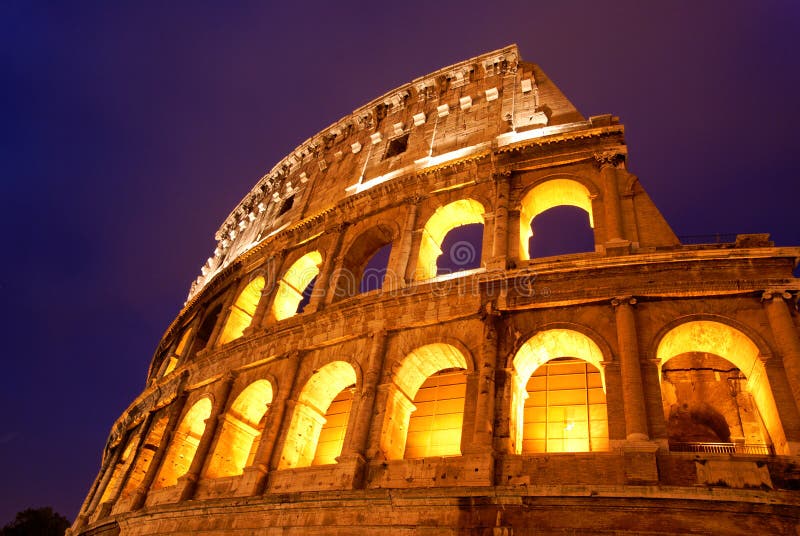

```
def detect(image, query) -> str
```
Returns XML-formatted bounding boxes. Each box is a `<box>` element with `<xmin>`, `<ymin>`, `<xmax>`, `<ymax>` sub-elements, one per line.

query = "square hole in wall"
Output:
<box><xmin>383</xmin><ymin>133</ymin><xmax>409</xmax><ymax>159</ymax></box>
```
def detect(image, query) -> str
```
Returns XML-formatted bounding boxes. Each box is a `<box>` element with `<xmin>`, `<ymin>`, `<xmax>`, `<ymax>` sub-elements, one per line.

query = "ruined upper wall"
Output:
<box><xmin>187</xmin><ymin>45</ymin><xmax>587</xmax><ymax>300</ymax></box>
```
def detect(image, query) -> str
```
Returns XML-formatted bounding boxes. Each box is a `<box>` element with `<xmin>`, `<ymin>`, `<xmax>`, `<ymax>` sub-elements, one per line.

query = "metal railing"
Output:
<box><xmin>677</xmin><ymin>233</ymin><xmax>738</xmax><ymax>245</ymax></box>
<box><xmin>669</xmin><ymin>442</ymin><xmax>774</xmax><ymax>456</ymax></box>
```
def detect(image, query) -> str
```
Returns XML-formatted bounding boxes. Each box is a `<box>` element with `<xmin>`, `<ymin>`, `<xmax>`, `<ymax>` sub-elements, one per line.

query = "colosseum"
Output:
<box><xmin>71</xmin><ymin>45</ymin><xmax>800</xmax><ymax>535</ymax></box>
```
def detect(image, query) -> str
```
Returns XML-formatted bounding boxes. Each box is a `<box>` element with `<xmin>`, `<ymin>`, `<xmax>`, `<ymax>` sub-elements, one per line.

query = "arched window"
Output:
<box><xmin>119</xmin><ymin>415</ymin><xmax>169</xmax><ymax>499</ymax></box>
<box><xmin>278</xmin><ymin>361</ymin><xmax>357</xmax><ymax>468</ymax></box>
<box><xmin>333</xmin><ymin>226</ymin><xmax>394</xmax><ymax>300</ymax></box>
<box><xmin>519</xmin><ymin>179</ymin><xmax>595</xmax><ymax>261</ymax></box>
<box><xmin>528</xmin><ymin>206</ymin><xmax>595</xmax><ymax>258</ymax></box>
<box><xmin>153</xmin><ymin>398</ymin><xmax>212</xmax><ymax>489</ymax></box>
<box><xmin>194</xmin><ymin>304</ymin><xmax>222</xmax><ymax>352</ymax></box>
<box><xmin>657</xmin><ymin>321</ymin><xmax>777</xmax><ymax>453</ymax></box>
<box><xmin>512</xmin><ymin>329</ymin><xmax>608</xmax><ymax>454</ymax></box>
<box><xmin>271</xmin><ymin>252</ymin><xmax>322</xmax><ymax>321</ymax></box>
<box><xmin>381</xmin><ymin>343</ymin><xmax>468</xmax><ymax>459</ymax></box>
<box><xmin>435</xmin><ymin>223</ymin><xmax>483</xmax><ymax>275</ymax></box>
<box><xmin>217</xmin><ymin>276</ymin><xmax>265</xmax><ymax>345</ymax></box>
<box><xmin>415</xmin><ymin>199</ymin><xmax>485</xmax><ymax>280</ymax></box>
<box><xmin>522</xmin><ymin>358</ymin><xmax>608</xmax><ymax>453</ymax></box>
<box><xmin>98</xmin><ymin>434</ymin><xmax>141</xmax><ymax>505</ymax></box>
<box><xmin>204</xmin><ymin>380</ymin><xmax>274</xmax><ymax>479</ymax></box>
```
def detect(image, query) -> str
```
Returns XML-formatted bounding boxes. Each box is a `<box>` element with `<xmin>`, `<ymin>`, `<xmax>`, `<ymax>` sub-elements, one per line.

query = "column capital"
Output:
<box><xmin>593</xmin><ymin>150</ymin><xmax>626</xmax><ymax>168</ymax></box>
<box><xmin>761</xmin><ymin>290</ymin><xmax>794</xmax><ymax>302</ymax></box>
<box><xmin>492</xmin><ymin>170</ymin><xmax>512</xmax><ymax>180</ymax></box>
<box><xmin>611</xmin><ymin>296</ymin><xmax>637</xmax><ymax>307</ymax></box>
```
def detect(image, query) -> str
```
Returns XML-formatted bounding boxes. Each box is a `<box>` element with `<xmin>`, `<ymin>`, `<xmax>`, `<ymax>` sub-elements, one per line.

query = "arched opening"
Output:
<box><xmin>194</xmin><ymin>304</ymin><xmax>222</xmax><ymax>352</ymax></box>
<box><xmin>519</xmin><ymin>179</ymin><xmax>595</xmax><ymax>261</ymax></box>
<box><xmin>415</xmin><ymin>199</ymin><xmax>485</xmax><ymax>280</ymax></box>
<box><xmin>436</xmin><ymin>223</ymin><xmax>483</xmax><ymax>276</ymax></box>
<box><xmin>512</xmin><ymin>329</ymin><xmax>608</xmax><ymax>454</ymax></box>
<box><xmin>271</xmin><ymin>251</ymin><xmax>322</xmax><ymax>321</ymax></box>
<box><xmin>153</xmin><ymin>397</ymin><xmax>212</xmax><ymax>489</ymax></box>
<box><xmin>161</xmin><ymin>327</ymin><xmax>193</xmax><ymax>377</ymax></box>
<box><xmin>204</xmin><ymin>380</ymin><xmax>274</xmax><ymax>479</ymax></box>
<box><xmin>217</xmin><ymin>277</ymin><xmax>265</xmax><ymax>345</ymax></box>
<box><xmin>278</xmin><ymin>361</ymin><xmax>357</xmax><ymax>468</ymax></box>
<box><xmin>361</xmin><ymin>244</ymin><xmax>391</xmax><ymax>293</ymax></box>
<box><xmin>333</xmin><ymin>226</ymin><xmax>394</xmax><ymax>300</ymax></box>
<box><xmin>528</xmin><ymin>205</ymin><xmax>595</xmax><ymax>258</ymax></box>
<box><xmin>657</xmin><ymin>321</ymin><xmax>778</xmax><ymax>453</ymax></box>
<box><xmin>99</xmin><ymin>434</ymin><xmax>141</xmax><ymax>505</ymax></box>
<box><xmin>119</xmin><ymin>414</ymin><xmax>168</xmax><ymax>499</ymax></box>
<box><xmin>522</xmin><ymin>358</ymin><xmax>608</xmax><ymax>453</ymax></box>
<box><xmin>381</xmin><ymin>343</ymin><xmax>468</xmax><ymax>460</ymax></box>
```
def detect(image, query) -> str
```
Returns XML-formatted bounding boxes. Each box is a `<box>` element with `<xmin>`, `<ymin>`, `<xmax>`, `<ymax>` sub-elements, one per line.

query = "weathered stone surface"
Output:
<box><xmin>71</xmin><ymin>45</ymin><xmax>800</xmax><ymax>535</ymax></box>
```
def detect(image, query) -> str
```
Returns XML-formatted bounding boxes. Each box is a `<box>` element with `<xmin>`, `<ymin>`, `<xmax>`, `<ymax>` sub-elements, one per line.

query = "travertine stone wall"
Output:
<box><xmin>71</xmin><ymin>46</ymin><xmax>800</xmax><ymax>535</ymax></box>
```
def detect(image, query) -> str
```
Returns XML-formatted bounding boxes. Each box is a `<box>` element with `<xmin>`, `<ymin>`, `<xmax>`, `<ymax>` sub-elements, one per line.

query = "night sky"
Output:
<box><xmin>1</xmin><ymin>0</ymin><xmax>798</xmax><ymax>524</ymax></box>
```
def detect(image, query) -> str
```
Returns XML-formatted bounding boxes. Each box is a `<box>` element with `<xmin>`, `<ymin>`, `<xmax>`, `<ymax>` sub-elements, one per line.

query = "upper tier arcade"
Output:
<box><xmin>189</xmin><ymin>44</ymin><xmax>676</xmax><ymax>302</ymax></box>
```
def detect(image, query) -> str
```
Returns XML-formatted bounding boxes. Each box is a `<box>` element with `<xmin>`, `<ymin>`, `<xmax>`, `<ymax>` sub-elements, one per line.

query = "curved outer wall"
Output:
<box><xmin>72</xmin><ymin>45</ymin><xmax>800</xmax><ymax>535</ymax></box>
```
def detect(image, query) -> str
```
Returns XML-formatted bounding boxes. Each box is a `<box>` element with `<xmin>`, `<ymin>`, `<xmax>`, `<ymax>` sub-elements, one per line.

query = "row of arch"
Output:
<box><xmin>111</xmin><ymin>318</ymin><xmax>786</xmax><ymax>511</ymax></box>
<box><xmin>158</xmin><ymin>177</ymin><xmax>600</xmax><ymax>375</ymax></box>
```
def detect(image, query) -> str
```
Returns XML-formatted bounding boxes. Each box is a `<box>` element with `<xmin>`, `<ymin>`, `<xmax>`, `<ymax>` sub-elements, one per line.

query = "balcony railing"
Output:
<box><xmin>677</xmin><ymin>233</ymin><xmax>738</xmax><ymax>245</ymax></box>
<box><xmin>669</xmin><ymin>442</ymin><xmax>774</xmax><ymax>456</ymax></box>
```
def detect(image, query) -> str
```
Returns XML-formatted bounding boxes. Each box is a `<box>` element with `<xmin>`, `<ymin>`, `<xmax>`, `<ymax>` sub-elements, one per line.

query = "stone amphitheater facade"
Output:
<box><xmin>71</xmin><ymin>45</ymin><xmax>800</xmax><ymax>535</ymax></box>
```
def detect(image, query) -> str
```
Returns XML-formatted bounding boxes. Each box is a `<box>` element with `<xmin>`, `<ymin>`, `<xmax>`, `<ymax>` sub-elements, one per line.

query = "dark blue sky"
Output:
<box><xmin>1</xmin><ymin>0</ymin><xmax>799</xmax><ymax>523</ymax></box>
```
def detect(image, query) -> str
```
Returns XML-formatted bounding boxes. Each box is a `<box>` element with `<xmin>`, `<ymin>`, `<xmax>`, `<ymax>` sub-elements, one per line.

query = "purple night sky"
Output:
<box><xmin>1</xmin><ymin>0</ymin><xmax>798</xmax><ymax>523</ymax></box>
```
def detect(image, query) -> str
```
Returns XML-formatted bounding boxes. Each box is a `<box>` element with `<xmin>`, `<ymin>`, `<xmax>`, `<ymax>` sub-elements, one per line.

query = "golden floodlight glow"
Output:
<box><xmin>271</xmin><ymin>251</ymin><xmax>322</xmax><ymax>321</ymax></box>
<box><xmin>656</xmin><ymin>320</ymin><xmax>789</xmax><ymax>454</ymax></box>
<box><xmin>404</xmin><ymin>370</ymin><xmax>466</xmax><ymax>459</ymax></box>
<box><xmin>119</xmin><ymin>415</ymin><xmax>169</xmax><ymax>500</ymax></box>
<box><xmin>519</xmin><ymin>179</ymin><xmax>594</xmax><ymax>261</ymax></box>
<box><xmin>278</xmin><ymin>361</ymin><xmax>357</xmax><ymax>469</ymax></box>
<box><xmin>153</xmin><ymin>397</ymin><xmax>212</xmax><ymax>489</ymax></box>
<box><xmin>511</xmin><ymin>329</ymin><xmax>606</xmax><ymax>454</ymax></box>
<box><xmin>217</xmin><ymin>276</ymin><xmax>266</xmax><ymax>345</ymax></box>
<box><xmin>204</xmin><ymin>380</ymin><xmax>274</xmax><ymax>479</ymax></box>
<box><xmin>522</xmin><ymin>359</ymin><xmax>608</xmax><ymax>453</ymax></box>
<box><xmin>415</xmin><ymin>199</ymin><xmax>485</xmax><ymax>280</ymax></box>
<box><xmin>381</xmin><ymin>343</ymin><xmax>469</xmax><ymax>460</ymax></box>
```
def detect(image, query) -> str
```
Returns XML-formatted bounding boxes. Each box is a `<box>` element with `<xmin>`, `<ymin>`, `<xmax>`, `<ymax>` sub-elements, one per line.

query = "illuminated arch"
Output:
<box><xmin>271</xmin><ymin>251</ymin><xmax>322</xmax><ymax>321</ymax></box>
<box><xmin>278</xmin><ymin>361</ymin><xmax>357</xmax><ymax>468</ymax></box>
<box><xmin>333</xmin><ymin>224</ymin><xmax>394</xmax><ymax>300</ymax></box>
<box><xmin>381</xmin><ymin>343</ymin><xmax>469</xmax><ymax>460</ymax></box>
<box><xmin>656</xmin><ymin>320</ymin><xmax>787</xmax><ymax>453</ymax></box>
<box><xmin>415</xmin><ymin>199</ymin><xmax>485</xmax><ymax>280</ymax></box>
<box><xmin>98</xmin><ymin>434</ymin><xmax>141</xmax><ymax>505</ymax></box>
<box><xmin>217</xmin><ymin>276</ymin><xmax>265</xmax><ymax>345</ymax></box>
<box><xmin>204</xmin><ymin>380</ymin><xmax>274</xmax><ymax>479</ymax></box>
<box><xmin>153</xmin><ymin>397</ymin><xmax>212</xmax><ymax>489</ymax></box>
<box><xmin>119</xmin><ymin>414</ymin><xmax>168</xmax><ymax>499</ymax></box>
<box><xmin>519</xmin><ymin>179</ymin><xmax>595</xmax><ymax>261</ymax></box>
<box><xmin>511</xmin><ymin>329</ymin><xmax>607</xmax><ymax>454</ymax></box>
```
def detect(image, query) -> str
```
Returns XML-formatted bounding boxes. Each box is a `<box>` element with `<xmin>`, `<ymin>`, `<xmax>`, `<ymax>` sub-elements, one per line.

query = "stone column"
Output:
<box><xmin>238</xmin><ymin>351</ymin><xmax>303</xmax><ymax>495</ymax></box>
<box><xmin>129</xmin><ymin>372</ymin><xmax>191</xmax><ymax>511</ymax></box>
<box><xmin>342</xmin><ymin>330</ymin><xmax>388</xmax><ymax>459</ymax></box>
<box><xmin>506</xmin><ymin>209</ymin><xmax>521</xmax><ymax>267</ymax></box>
<box><xmin>92</xmin><ymin>414</ymin><xmax>154</xmax><ymax>519</ymax></box>
<box><xmin>472</xmin><ymin>314</ymin><xmax>499</xmax><ymax>449</ymax></box>
<box><xmin>306</xmin><ymin>223</ymin><xmax>348</xmax><ymax>312</ymax></box>
<box><xmin>612</xmin><ymin>297</ymin><xmax>649</xmax><ymax>441</ymax></box>
<box><xmin>178</xmin><ymin>372</ymin><xmax>236</xmax><ymax>501</ymax></box>
<box><xmin>493</xmin><ymin>367</ymin><xmax>515</xmax><ymax>454</ymax></box>
<box><xmin>595</xmin><ymin>152</ymin><xmax>626</xmax><ymax>243</ymax></box>
<box><xmin>79</xmin><ymin>428</ymin><xmax>131</xmax><ymax>524</ymax></box>
<box><xmin>488</xmin><ymin>172</ymin><xmax>510</xmax><ymax>271</ymax></box>
<box><xmin>763</xmin><ymin>291</ymin><xmax>800</xmax><ymax>412</ymax></box>
<box><xmin>385</xmin><ymin>198</ymin><xmax>419</xmax><ymax>291</ymax></box>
